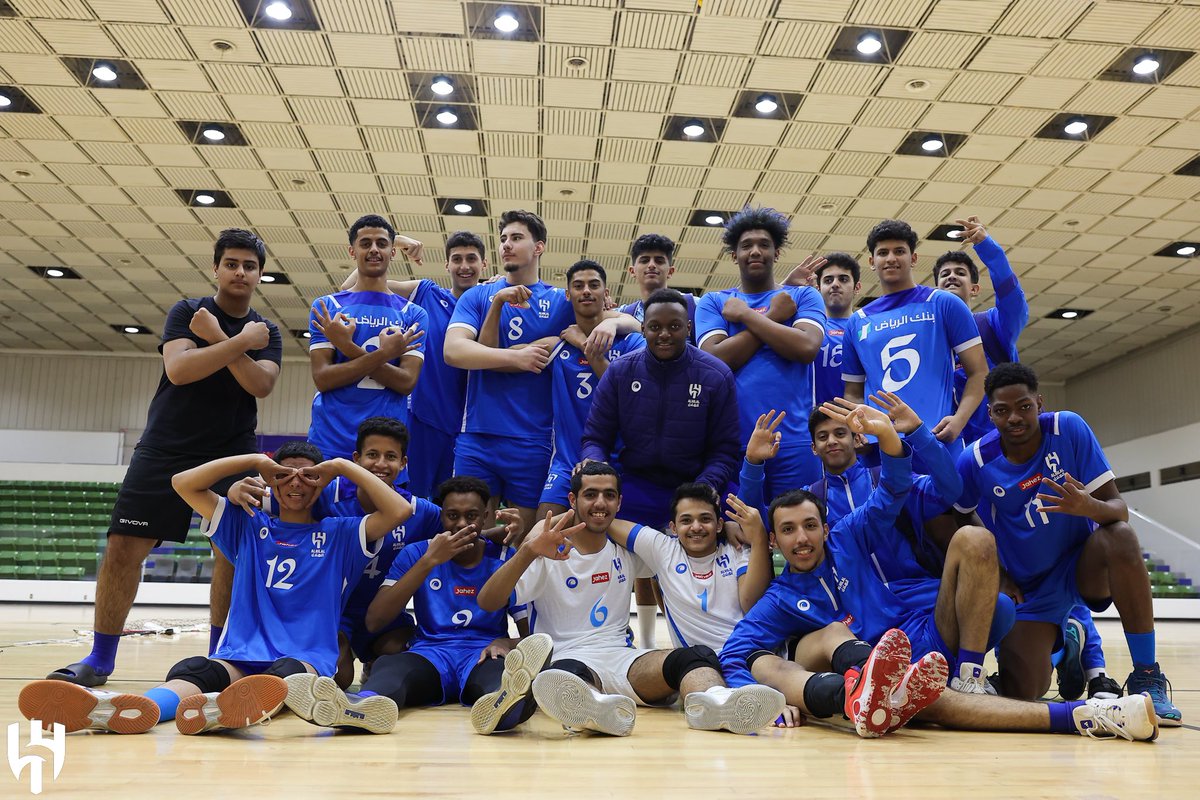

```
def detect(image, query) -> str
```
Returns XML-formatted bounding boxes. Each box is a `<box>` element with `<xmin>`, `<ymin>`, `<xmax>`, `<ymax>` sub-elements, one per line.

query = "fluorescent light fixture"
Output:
<box><xmin>436</xmin><ymin>107</ymin><xmax>458</xmax><ymax>125</ymax></box>
<box><xmin>431</xmin><ymin>75</ymin><xmax>454</xmax><ymax>96</ymax></box>
<box><xmin>754</xmin><ymin>94</ymin><xmax>778</xmax><ymax>114</ymax></box>
<box><xmin>91</xmin><ymin>62</ymin><xmax>118</xmax><ymax>82</ymax></box>
<box><xmin>264</xmin><ymin>1</ymin><xmax>292</xmax><ymax>20</ymax></box>
<box><xmin>494</xmin><ymin>10</ymin><xmax>519</xmax><ymax>33</ymax></box>
<box><xmin>856</xmin><ymin>33</ymin><xmax>882</xmax><ymax>55</ymax></box>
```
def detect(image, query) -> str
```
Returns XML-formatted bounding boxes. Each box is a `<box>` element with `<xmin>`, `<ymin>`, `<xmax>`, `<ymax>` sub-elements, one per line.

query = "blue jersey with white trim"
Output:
<box><xmin>841</xmin><ymin>286</ymin><xmax>981</xmax><ymax>436</ymax></box>
<box><xmin>384</xmin><ymin>541</ymin><xmax>525</xmax><ymax>649</ymax></box>
<box><xmin>307</xmin><ymin>289</ymin><xmax>429</xmax><ymax>459</ymax></box>
<box><xmin>448</xmin><ymin>281</ymin><xmax>574</xmax><ymax>439</ymax></box>
<box><xmin>409</xmin><ymin>279</ymin><xmax>469</xmax><ymax>435</ymax></box>
<box><xmin>812</xmin><ymin>316</ymin><xmax>851</xmax><ymax>408</ymax></box>
<box><xmin>695</xmin><ymin>285</ymin><xmax>826</xmax><ymax>446</ymax></box>
<box><xmin>954</xmin><ymin>411</ymin><xmax>1114</xmax><ymax>589</ymax></box>
<box><xmin>549</xmin><ymin>333</ymin><xmax>644</xmax><ymax>470</ymax></box>
<box><xmin>204</xmin><ymin>498</ymin><xmax>377</xmax><ymax>676</ymax></box>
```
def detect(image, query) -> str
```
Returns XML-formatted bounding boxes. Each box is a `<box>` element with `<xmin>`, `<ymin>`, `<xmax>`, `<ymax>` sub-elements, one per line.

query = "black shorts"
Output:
<box><xmin>108</xmin><ymin>445</ymin><xmax>250</xmax><ymax>544</ymax></box>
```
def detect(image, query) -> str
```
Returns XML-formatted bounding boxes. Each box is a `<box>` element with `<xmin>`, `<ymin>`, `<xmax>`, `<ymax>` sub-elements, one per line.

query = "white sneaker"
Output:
<box><xmin>531</xmin><ymin>669</ymin><xmax>636</xmax><ymax>737</ymax></box>
<box><xmin>470</xmin><ymin>633</ymin><xmax>553</xmax><ymax>735</ymax></box>
<box><xmin>949</xmin><ymin>675</ymin><xmax>995</xmax><ymax>695</ymax></box>
<box><xmin>1073</xmin><ymin>693</ymin><xmax>1159</xmax><ymax>742</ymax></box>
<box><xmin>18</xmin><ymin>680</ymin><xmax>159</xmax><ymax>734</ymax></box>
<box><xmin>684</xmin><ymin>684</ymin><xmax>786</xmax><ymax>735</ymax></box>
<box><xmin>176</xmin><ymin>675</ymin><xmax>288</xmax><ymax>735</ymax></box>
<box><xmin>284</xmin><ymin>674</ymin><xmax>397</xmax><ymax>734</ymax></box>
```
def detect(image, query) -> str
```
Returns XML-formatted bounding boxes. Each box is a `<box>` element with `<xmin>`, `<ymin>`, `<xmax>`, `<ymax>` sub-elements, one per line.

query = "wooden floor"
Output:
<box><xmin>1</xmin><ymin>604</ymin><xmax>1196</xmax><ymax>799</ymax></box>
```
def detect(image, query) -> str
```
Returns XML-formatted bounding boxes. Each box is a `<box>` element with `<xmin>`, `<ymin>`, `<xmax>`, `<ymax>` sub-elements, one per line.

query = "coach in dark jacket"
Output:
<box><xmin>580</xmin><ymin>288</ymin><xmax>741</xmax><ymax>527</ymax></box>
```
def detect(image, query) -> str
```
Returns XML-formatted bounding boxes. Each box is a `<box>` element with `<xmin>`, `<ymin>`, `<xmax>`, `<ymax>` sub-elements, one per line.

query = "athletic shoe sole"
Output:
<box><xmin>283</xmin><ymin>674</ymin><xmax>397</xmax><ymax>734</ymax></box>
<box><xmin>18</xmin><ymin>680</ymin><xmax>158</xmax><ymax>734</ymax></box>
<box><xmin>532</xmin><ymin>669</ymin><xmax>636</xmax><ymax>737</ymax></box>
<box><xmin>846</xmin><ymin>628</ymin><xmax>911</xmax><ymax>738</ymax></box>
<box><xmin>888</xmin><ymin>651</ymin><xmax>949</xmax><ymax>733</ymax></box>
<box><xmin>176</xmin><ymin>674</ymin><xmax>287</xmax><ymax>735</ymax></box>
<box><xmin>684</xmin><ymin>684</ymin><xmax>786</xmax><ymax>735</ymax></box>
<box><xmin>470</xmin><ymin>633</ymin><xmax>554</xmax><ymax>735</ymax></box>
<box><xmin>1056</xmin><ymin>618</ymin><xmax>1086</xmax><ymax>701</ymax></box>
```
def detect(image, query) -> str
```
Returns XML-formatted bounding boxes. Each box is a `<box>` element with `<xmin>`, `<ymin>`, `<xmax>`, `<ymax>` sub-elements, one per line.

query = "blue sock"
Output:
<box><xmin>955</xmin><ymin>649</ymin><xmax>985</xmax><ymax>676</ymax></box>
<box><xmin>1125</xmin><ymin>631</ymin><xmax>1155</xmax><ymax>668</ymax></box>
<box><xmin>352</xmin><ymin>690</ymin><xmax>378</xmax><ymax>699</ymax></box>
<box><xmin>145</xmin><ymin>687</ymin><xmax>181</xmax><ymax>722</ymax></box>
<box><xmin>80</xmin><ymin>632</ymin><xmax>120</xmax><ymax>675</ymax></box>
<box><xmin>209</xmin><ymin>625</ymin><xmax>223</xmax><ymax>656</ymax></box>
<box><xmin>1047</xmin><ymin>700</ymin><xmax>1087</xmax><ymax>733</ymax></box>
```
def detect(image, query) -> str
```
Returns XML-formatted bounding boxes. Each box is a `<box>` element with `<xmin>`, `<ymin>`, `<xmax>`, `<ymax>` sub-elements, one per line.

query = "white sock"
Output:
<box><xmin>636</xmin><ymin>605</ymin><xmax>657</xmax><ymax>649</ymax></box>
<box><xmin>1085</xmin><ymin>668</ymin><xmax>1105</xmax><ymax>681</ymax></box>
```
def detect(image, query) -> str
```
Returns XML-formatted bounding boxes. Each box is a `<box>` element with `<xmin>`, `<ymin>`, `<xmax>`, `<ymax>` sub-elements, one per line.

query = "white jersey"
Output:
<box><xmin>627</xmin><ymin>525</ymin><xmax>749</xmax><ymax>651</ymax></box>
<box><xmin>515</xmin><ymin>539</ymin><xmax>652</xmax><ymax>657</ymax></box>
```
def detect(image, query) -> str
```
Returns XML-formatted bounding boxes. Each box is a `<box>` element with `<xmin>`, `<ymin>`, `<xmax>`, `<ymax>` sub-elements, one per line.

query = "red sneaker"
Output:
<box><xmin>844</xmin><ymin>628</ymin><xmax>911</xmax><ymax>738</ymax></box>
<box><xmin>887</xmin><ymin>651</ymin><xmax>949</xmax><ymax>733</ymax></box>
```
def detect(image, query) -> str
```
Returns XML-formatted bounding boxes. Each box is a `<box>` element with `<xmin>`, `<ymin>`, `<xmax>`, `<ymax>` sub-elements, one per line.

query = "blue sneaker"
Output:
<box><xmin>1056</xmin><ymin>618</ymin><xmax>1086</xmax><ymax>701</ymax></box>
<box><xmin>1124</xmin><ymin>663</ymin><xmax>1181</xmax><ymax>727</ymax></box>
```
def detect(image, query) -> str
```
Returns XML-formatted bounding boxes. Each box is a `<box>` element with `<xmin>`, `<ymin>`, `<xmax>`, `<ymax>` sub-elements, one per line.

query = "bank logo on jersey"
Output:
<box><xmin>796</xmin><ymin>598</ymin><xmax>811</xmax><ymax>612</ymax></box>
<box><xmin>259</xmin><ymin>527</ymin><xmax>269</xmax><ymax>540</ymax></box>
<box><xmin>675</xmin><ymin>563</ymin><xmax>687</xmax><ymax>574</ymax></box>
<box><xmin>429</xmin><ymin>578</ymin><xmax>443</xmax><ymax>590</ymax></box>
<box><xmin>565</xmin><ymin>576</ymin><xmax>579</xmax><ymax>589</ymax></box>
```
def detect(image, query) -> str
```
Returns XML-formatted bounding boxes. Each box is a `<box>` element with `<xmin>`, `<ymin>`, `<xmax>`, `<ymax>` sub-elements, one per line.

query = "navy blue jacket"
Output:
<box><xmin>580</xmin><ymin>344</ymin><xmax>740</xmax><ymax>491</ymax></box>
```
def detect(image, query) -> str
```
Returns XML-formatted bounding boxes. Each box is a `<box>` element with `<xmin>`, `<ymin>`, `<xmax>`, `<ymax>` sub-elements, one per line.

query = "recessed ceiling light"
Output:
<box><xmin>494</xmin><ymin>9</ymin><xmax>519</xmax><ymax>33</ymax></box>
<box><xmin>124</xmin><ymin>326</ymin><xmax>141</xmax><ymax>333</ymax></box>
<box><xmin>91</xmin><ymin>62</ymin><xmax>118</xmax><ymax>82</ymax></box>
<box><xmin>45</xmin><ymin>268</ymin><xmax>64</xmax><ymax>278</ymax></box>
<box><xmin>453</xmin><ymin>202</ymin><xmax>472</xmax><ymax>213</ymax></box>
<box><xmin>436</xmin><ymin>107</ymin><xmax>458</xmax><ymax>126</ymax></box>
<box><xmin>1063</xmin><ymin>117</ymin><xmax>1088</xmax><ymax>135</ymax></box>
<box><xmin>1153</xmin><ymin>241</ymin><xmax>1199</xmax><ymax>258</ymax></box>
<box><xmin>904</xmin><ymin>79</ymin><xmax>929</xmax><ymax>93</ymax></box>
<box><xmin>921</xmin><ymin>136</ymin><xmax>943</xmax><ymax>151</ymax></box>
<box><xmin>946</xmin><ymin>229</ymin><xmax>963</xmax><ymax>239</ymax></box>
<box><xmin>1133</xmin><ymin>53</ymin><xmax>1160</xmax><ymax>75</ymax></box>
<box><xmin>264</xmin><ymin>1</ymin><xmax>292</xmax><ymax>20</ymax></box>
<box><xmin>111</xmin><ymin>324</ymin><xmax>152</xmax><ymax>335</ymax></box>
<box><xmin>1179</xmin><ymin>245</ymin><xmax>1197</xmax><ymax>256</ymax></box>
<box><xmin>856</xmin><ymin>33</ymin><xmax>882</xmax><ymax>55</ymax></box>
<box><xmin>260</xmin><ymin>274</ymin><xmax>275</xmax><ymax>283</ymax></box>
<box><xmin>1046</xmin><ymin>308</ymin><xmax>1092</xmax><ymax>321</ymax></box>
<box><xmin>705</xmin><ymin>214</ymin><xmax>724</xmax><ymax>226</ymax></box>
<box><xmin>195</xmin><ymin>193</ymin><xmax>216</xmax><ymax>205</ymax></box>
<box><xmin>754</xmin><ymin>93</ymin><xmax>778</xmax><ymax>114</ymax></box>
<box><xmin>291</xmin><ymin>328</ymin><xmax>312</xmax><ymax>339</ymax></box>
<box><xmin>566</xmin><ymin>56</ymin><xmax>588</xmax><ymax>69</ymax></box>
<box><xmin>0</xmin><ymin>94</ymin><xmax>10</xmax><ymax>108</ymax></box>
<box><xmin>1061</xmin><ymin>311</ymin><xmax>1078</xmax><ymax>319</ymax></box>
<box><xmin>682</xmin><ymin>119</ymin><xmax>705</xmax><ymax>138</ymax></box>
<box><xmin>430</xmin><ymin>75</ymin><xmax>454</xmax><ymax>96</ymax></box>
<box><xmin>200</xmin><ymin>123</ymin><xmax>225</xmax><ymax>142</ymax></box>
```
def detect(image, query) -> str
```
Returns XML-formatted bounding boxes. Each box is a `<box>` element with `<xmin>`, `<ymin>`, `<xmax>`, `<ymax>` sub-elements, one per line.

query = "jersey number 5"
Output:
<box><xmin>881</xmin><ymin>334</ymin><xmax>920</xmax><ymax>392</ymax></box>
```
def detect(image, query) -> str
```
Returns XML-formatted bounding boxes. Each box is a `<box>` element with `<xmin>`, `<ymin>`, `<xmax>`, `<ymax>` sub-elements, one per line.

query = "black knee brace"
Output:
<box><xmin>548</xmin><ymin>658</ymin><xmax>597</xmax><ymax>685</ymax></box>
<box><xmin>263</xmin><ymin>657</ymin><xmax>308</xmax><ymax>678</ymax></box>
<box><xmin>662</xmin><ymin>645</ymin><xmax>720</xmax><ymax>690</ymax></box>
<box><xmin>165</xmin><ymin>656</ymin><xmax>231</xmax><ymax>693</ymax></box>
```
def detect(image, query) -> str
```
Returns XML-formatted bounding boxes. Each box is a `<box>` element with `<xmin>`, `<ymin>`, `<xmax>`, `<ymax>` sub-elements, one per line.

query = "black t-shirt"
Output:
<box><xmin>140</xmin><ymin>297</ymin><xmax>283</xmax><ymax>455</ymax></box>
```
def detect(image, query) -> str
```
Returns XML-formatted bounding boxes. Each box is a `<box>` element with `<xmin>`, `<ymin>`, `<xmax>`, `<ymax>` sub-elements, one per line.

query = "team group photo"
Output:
<box><xmin>1</xmin><ymin>0</ymin><xmax>1197</xmax><ymax>797</ymax></box>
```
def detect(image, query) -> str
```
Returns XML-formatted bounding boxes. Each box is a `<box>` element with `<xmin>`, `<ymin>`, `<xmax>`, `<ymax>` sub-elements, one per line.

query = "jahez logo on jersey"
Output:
<box><xmin>453</xmin><ymin>585</ymin><xmax>477</xmax><ymax>596</ymax></box>
<box><xmin>692</xmin><ymin>569</ymin><xmax>713</xmax><ymax>580</ymax></box>
<box><xmin>1018</xmin><ymin>473</ymin><xmax>1044</xmax><ymax>492</ymax></box>
<box><xmin>591</xmin><ymin>572</ymin><xmax>610</xmax><ymax>584</ymax></box>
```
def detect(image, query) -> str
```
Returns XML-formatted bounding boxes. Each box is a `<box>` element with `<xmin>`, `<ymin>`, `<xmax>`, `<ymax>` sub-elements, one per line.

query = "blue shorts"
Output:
<box><xmin>407</xmin><ymin>642</ymin><xmax>489</xmax><ymax>705</ymax></box>
<box><xmin>619</xmin><ymin>475</ymin><xmax>675</xmax><ymax>529</ymax></box>
<box><xmin>902</xmin><ymin>593</ymin><xmax>1015</xmax><ymax>662</ymax></box>
<box><xmin>454</xmin><ymin>432</ymin><xmax>551</xmax><ymax>509</ymax></box>
<box><xmin>1015</xmin><ymin>548</ymin><xmax>1111</xmax><ymax>651</ymax></box>
<box><xmin>538</xmin><ymin>459</ymin><xmax>573</xmax><ymax>508</ymax></box>
<box><xmin>340</xmin><ymin>609</ymin><xmax>415</xmax><ymax>663</ymax></box>
<box><xmin>407</xmin><ymin>416</ymin><xmax>457</xmax><ymax>500</ymax></box>
<box><xmin>761</xmin><ymin>443</ymin><xmax>821</xmax><ymax>502</ymax></box>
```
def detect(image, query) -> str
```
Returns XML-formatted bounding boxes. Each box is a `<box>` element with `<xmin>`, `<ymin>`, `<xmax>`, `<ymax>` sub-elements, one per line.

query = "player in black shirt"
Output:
<box><xmin>48</xmin><ymin>228</ymin><xmax>284</xmax><ymax>687</ymax></box>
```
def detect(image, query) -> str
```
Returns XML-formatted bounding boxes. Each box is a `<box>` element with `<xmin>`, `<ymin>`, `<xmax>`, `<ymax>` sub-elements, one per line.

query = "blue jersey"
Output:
<box><xmin>953</xmin><ymin>237</ymin><xmax>1028</xmax><ymax>444</ymax></box>
<box><xmin>308</xmin><ymin>289</ymin><xmax>429</xmax><ymax>459</ymax></box>
<box><xmin>385</xmin><ymin>541</ymin><xmax>525</xmax><ymax>649</ymax></box>
<box><xmin>548</xmin><ymin>333</ymin><xmax>644</xmax><ymax>470</ymax></box>
<box><xmin>330</xmin><ymin>488</ymin><xmax>442</xmax><ymax>623</ymax></box>
<box><xmin>620</xmin><ymin>294</ymin><xmax>698</xmax><ymax>345</ymax></box>
<box><xmin>448</xmin><ymin>281</ymin><xmax>574</xmax><ymax>439</ymax></box>
<box><xmin>204</xmin><ymin>497</ymin><xmax>377</xmax><ymax>676</ymax></box>
<box><xmin>409</xmin><ymin>280</ymin><xmax>468</xmax><ymax>436</ymax></box>
<box><xmin>841</xmin><ymin>286</ymin><xmax>981</xmax><ymax>438</ymax></box>
<box><xmin>695</xmin><ymin>285</ymin><xmax>826</xmax><ymax>446</ymax></box>
<box><xmin>812</xmin><ymin>316</ymin><xmax>851</xmax><ymax>408</ymax></box>
<box><xmin>954</xmin><ymin>411</ymin><xmax>1115</xmax><ymax>589</ymax></box>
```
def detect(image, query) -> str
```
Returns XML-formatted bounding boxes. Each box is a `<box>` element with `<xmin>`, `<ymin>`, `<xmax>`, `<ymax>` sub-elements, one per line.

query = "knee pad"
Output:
<box><xmin>548</xmin><ymin>658</ymin><xmax>595</xmax><ymax>684</ymax></box>
<box><xmin>662</xmin><ymin>645</ymin><xmax>720</xmax><ymax>690</ymax></box>
<box><xmin>165</xmin><ymin>656</ymin><xmax>231</xmax><ymax>694</ymax></box>
<box><xmin>264</xmin><ymin>657</ymin><xmax>308</xmax><ymax>678</ymax></box>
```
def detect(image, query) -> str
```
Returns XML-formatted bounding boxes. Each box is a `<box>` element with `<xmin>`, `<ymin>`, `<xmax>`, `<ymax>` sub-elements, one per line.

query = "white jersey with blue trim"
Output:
<box><xmin>627</xmin><ymin>526</ymin><xmax>749</xmax><ymax>651</ymax></box>
<box><xmin>514</xmin><ymin>539</ymin><xmax>652</xmax><ymax>656</ymax></box>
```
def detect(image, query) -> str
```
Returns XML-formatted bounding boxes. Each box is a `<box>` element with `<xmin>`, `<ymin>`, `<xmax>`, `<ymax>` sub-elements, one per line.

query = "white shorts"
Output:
<box><xmin>554</xmin><ymin>644</ymin><xmax>676</xmax><ymax>706</ymax></box>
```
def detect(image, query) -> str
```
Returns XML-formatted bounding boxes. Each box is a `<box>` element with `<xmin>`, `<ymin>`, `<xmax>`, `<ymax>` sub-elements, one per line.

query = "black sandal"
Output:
<box><xmin>46</xmin><ymin>661</ymin><xmax>109</xmax><ymax>687</ymax></box>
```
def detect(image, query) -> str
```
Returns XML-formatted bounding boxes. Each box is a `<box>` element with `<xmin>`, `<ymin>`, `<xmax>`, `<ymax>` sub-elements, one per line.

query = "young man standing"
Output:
<box><xmin>47</xmin><ymin>229</ymin><xmax>282</xmax><ymax>688</ymax></box>
<box><xmin>841</xmin><ymin>219</ymin><xmax>987</xmax><ymax>455</ymax></box>
<box><xmin>537</xmin><ymin>260</ymin><xmax>643</xmax><ymax>519</ymax></box>
<box><xmin>955</xmin><ymin>363</ymin><xmax>1181</xmax><ymax>725</ymax></box>
<box><xmin>477</xmin><ymin>463</ymin><xmax>785</xmax><ymax>736</ymax></box>
<box><xmin>308</xmin><ymin>214</ymin><xmax>428</xmax><ymax>461</ymax></box>
<box><xmin>620</xmin><ymin>233</ymin><xmax>698</xmax><ymax>344</ymax></box>
<box><xmin>810</xmin><ymin>253</ymin><xmax>862</xmax><ymax>408</ymax></box>
<box><xmin>696</xmin><ymin>207</ymin><xmax>827</xmax><ymax>497</ymax></box>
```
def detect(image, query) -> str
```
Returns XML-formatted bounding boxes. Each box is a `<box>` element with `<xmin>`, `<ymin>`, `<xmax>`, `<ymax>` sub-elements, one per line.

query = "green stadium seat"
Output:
<box><xmin>0</xmin><ymin>565</ymin><xmax>17</xmax><ymax>579</ymax></box>
<box><xmin>15</xmin><ymin>565</ymin><xmax>37</xmax><ymax>579</ymax></box>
